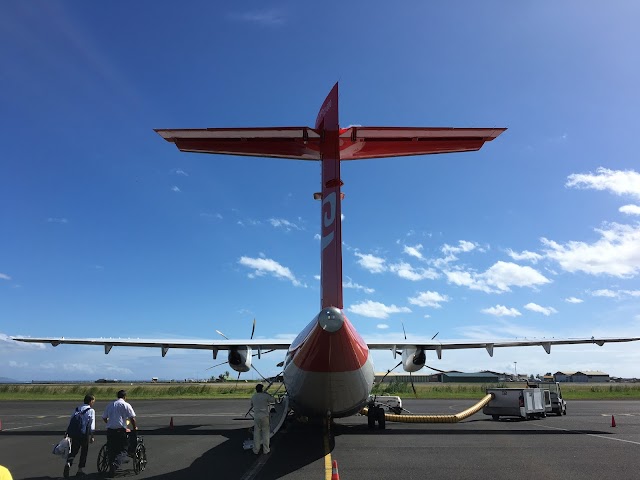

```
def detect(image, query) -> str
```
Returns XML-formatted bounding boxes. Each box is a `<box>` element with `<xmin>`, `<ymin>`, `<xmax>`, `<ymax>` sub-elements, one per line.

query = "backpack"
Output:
<box><xmin>66</xmin><ymin>407</ymin><xmax>89</xmax><ymax>437</ymax></box>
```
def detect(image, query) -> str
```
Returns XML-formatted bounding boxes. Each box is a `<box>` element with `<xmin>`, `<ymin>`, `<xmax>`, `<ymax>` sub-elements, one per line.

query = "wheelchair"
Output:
<box><xmin>97</xmin><ymin>431</ymin><xmax>147</xmax><ymax>475</ymax></box>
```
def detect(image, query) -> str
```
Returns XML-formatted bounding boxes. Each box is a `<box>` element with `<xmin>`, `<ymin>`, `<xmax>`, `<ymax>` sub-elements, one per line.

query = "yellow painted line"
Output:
<box><xmin>323</xmin><ymin>430</ymin><xmax>332</xmax><ymax>480</ymax></box>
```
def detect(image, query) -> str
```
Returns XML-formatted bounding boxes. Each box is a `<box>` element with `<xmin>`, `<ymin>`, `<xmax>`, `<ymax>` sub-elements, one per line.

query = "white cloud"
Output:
<box><xmin>481</xmin><ymin>305</ymin><xmax>522</xmax><ymax>317</ymax></box>
<box><xmin>437</xmin><ymin>240</ymin><xmax>478</xmax><ymax>266</ymax></box>
<box><xmin>269</xmin><ymin>218</ymin><xmax>302</xmax><ymax>231</ymax></box>
<box><xmin>171</xmin><ymin>186</ymin><xmax>181</xmax><ymax>193</ymax></box>
<box><xmin>200</xmin><ymin>212</ymin><xmax>223</xmax><ymax>220</ymax></box>
<box><xmin>355</xmin><ymin>252</ymin><xmax>386</xmax><ymax>273</ymax></box>
<box><xmin>0</xmin><ymin>273</ymin><xmax>11</xmax><ymax>280</ymax></box>
<box><xmin>483</xmin><ymin>262</ymin><xmax>550</xmax><ymax>291</ymax></box>
<box><xmin>343</xmin><ymin>277</ymin><xmax>375</xmax><ymax>294</ymax></box>
<box><xmin>524</xmin><ymin>303</ymin><xmax>558</xmax><ymax>316</ymax></box>
<box><xmin>444</xmin><ymin>261</ymin><xmax>550</xmax><ymax>293</ymax></box>
<box><xmin>403</xmin><ymin>244</ymin><xmax>424</xmax><ymax>260</ymax></box>
<box><xmin>506</xmin><ymin>249</ymin><xmax>543</xmax><ymax>264</ymax></box>
<box><xmin>347</xmin><ymin>300</ymin><xmax>411</xmax><ymax>319</ymax></box>
<box><xmin>620</xmin><ymin>205</ymin><xmax>640</xmax><ymax>216</ymax></box>
<box><xmin>376</xmin><ymin>324</ymin><xmax>389</xmax><ymax>329</ymax></box>
<box><xmin>591</xmin><ymin>289</ymin><xmax>640</xmax><ymax>299</ymax></box>
<box><xmin>9</xmin><ymin>360</ymin><xmax>28</xmax><ymax>368</ymax></box>
<box><xmin>565</xmin><ymin>297</ymin><xmax>584</xmax><ymax>304</ymax></box>
<box><xmin>542</xmin><ymin>223</ymin><xmax>640</xmax><ymax>278</ymax></box>
<box><xmin>238</xmin><ymin>256</ymin><xmax>303</xmax><ymax>287</ymax></box>
<box><xmin>46</xmin><ymin>217</ymin><xmax>68</xmax><ymax>224</ymax></box>
<box><xmin>229</xmin><ymin>9</ymin><xmax>286</xmax><ymax>26</ymax></box>
<box><xmin>314</xmin><ymin>234</ymin><xmax>321</xmax><ymax>241</ymax></box>
<box><xmin>592</xmin><ymin>289</ymin><xmax>619</xmax><ymax>298</ymax></box>
<box><xmin>174</xmin><ymin>169</ymin><xmax>189</xmax><ymax>176</ymax></box>
<box><xmin>389</xmin><ymin>262</ymin><xmax>439</xmax><ymax>281</ymax></box>
<box><xmin>566</xmin><ymin>167</ymin><xmax>640</xmax><ymax>200</ymax></box>
<box><xmin>442</xmin><ymin>240</ymin><xmax>477</xmax><ymax>255</ymax></box>
<box><xmin>408</xmin><ymin>291</ymin><xmax>450</xmax><ymax>308</ymax></box>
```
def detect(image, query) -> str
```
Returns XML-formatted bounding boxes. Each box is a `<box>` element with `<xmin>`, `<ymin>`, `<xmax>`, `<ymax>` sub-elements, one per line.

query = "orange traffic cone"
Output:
<box><xmin>331</xmin><ymin>460</ymin><xmax>340</xmax><ymax>480</ymax></box>
<box><xmin>169</xmin><ymin>417</ymin><xmax>174</xmax><ymax>429</ymax></box>
<box><xmin>611</xmin><ymin>415</ymin><xmax>616</xmax><ymax>427</ymax></box>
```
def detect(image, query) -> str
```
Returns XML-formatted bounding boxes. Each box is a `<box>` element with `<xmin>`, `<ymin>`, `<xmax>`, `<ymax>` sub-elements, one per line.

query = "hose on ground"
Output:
<box><xmin>360</xmin><ymin>393</ymin><xmax>494</xmax><ymax>423</ymax></box>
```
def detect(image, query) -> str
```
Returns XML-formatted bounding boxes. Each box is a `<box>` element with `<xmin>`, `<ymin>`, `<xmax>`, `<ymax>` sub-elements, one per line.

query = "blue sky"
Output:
<box><xmin>2</xmin><ymin>2</ymin><xmax>640</xmax><ymax>382</ymax></box>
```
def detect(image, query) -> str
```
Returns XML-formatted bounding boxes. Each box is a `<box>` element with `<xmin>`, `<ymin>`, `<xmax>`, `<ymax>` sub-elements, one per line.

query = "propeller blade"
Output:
<box><xmin>251</xmin><ymin>364</ymin><xmax>268</xmax><ymax>382</ymax></box>
<box><xmin>205</xmin><ymin>360</ymin><xmax>229</xmax><ymax>371</ymax></box>
<box><xmin>401</xmin><ymin>321</ymin><xmax>407</xmax><ymax>340</ymax></box>
<box><xmin>251</xmin><ymin>318</ymin><xmax>256</xmax><ymax>340</ymax></box>
<box><xmin>425</xmin><ymin>364</ymin><xmax>448</xmax><ymax>374</ymax></box>
<box><xmin>378</xmin><ymin>361</ymin><xmax>402</xmax><ymax>385</ymax></box>
<box><xmin>215</xmin><ymin>330</ymin><xmax>229</xmax><ymax>340</ymax></box>
<box><xmin>431</xmin><ymin>332</ymin><xmax>439</xmax><ymax>341</ymax></box>
<box><xmin>253</xmin><ymin>349</ymin><xmax>275</xmax><ymax>357</ymax></box>
<box><xmin>276</xmin><ymin>361</ymin><xmax>284</xmax><ymax>368</ymax></box>
<box><xmin>232</xmin><ymin>371</ymin><xmax>242</xmax><ymax>391</ymax></box>
<box><xmin>409</xmin><ymin>371</ymin><xmax>417</xmax><ymax>397</ymax></box>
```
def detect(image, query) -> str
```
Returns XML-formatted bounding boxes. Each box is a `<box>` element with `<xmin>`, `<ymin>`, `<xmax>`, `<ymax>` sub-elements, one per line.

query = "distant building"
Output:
<box><xmin>374</xmin><ymin>371</ymin><xmax>500</xmax><ymax>383</ymax></box>
<box><xmin>554</xmin><ymin>371</ymin><xmax>610</xmax><ymax>382</ymax></box>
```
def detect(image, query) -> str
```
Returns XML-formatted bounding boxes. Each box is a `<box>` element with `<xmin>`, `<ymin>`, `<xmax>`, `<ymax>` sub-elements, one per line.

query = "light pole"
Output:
<box><xmin>514</xmin><ymin>361</ymin><xmax>518</xmax><ymax>380</ymax></box>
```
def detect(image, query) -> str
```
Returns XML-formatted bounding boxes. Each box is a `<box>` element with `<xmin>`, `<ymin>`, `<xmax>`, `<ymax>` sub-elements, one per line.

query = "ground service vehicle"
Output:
<box><xmin>528</xmin><ymin>381</ymin><xmax>567</xmax><ymax>415</ymax></box>
<box><xmin>483</xmin><ymin>388</ymin><xmax>546</xmax><ymax>420</ymax></box>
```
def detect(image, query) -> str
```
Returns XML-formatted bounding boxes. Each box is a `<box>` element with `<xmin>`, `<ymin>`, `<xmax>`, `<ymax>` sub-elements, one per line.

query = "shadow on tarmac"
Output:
<box><xmin>11</xmin><ymin>420</ymin><xmax>331</xmax><ymax>480</ymax></box>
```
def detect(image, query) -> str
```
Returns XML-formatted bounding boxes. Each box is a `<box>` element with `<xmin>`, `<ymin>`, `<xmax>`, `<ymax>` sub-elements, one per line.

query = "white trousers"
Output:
<box><xmin>253</xmin><ymin>416</ymin><xmax>270</xmax><ymax>454</ymax></box>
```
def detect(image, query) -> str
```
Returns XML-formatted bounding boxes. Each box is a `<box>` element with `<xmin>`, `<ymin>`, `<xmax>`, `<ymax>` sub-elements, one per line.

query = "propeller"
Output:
<box><xmin>400</xmin><ymin>322</ymin><xmax>418</xmax><ymax>396</ymax></box>
<box><xmin>399</xmin><ymin>322</ymin><xmax>440</xmax><ymax>397</ymax></box>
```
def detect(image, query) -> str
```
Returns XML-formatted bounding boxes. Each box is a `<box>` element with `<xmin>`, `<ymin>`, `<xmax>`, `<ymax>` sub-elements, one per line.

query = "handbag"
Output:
<box><xmin>52</xmin><ymin>436</ymin><xmax>72</xmax><ymax>458</ymax></box>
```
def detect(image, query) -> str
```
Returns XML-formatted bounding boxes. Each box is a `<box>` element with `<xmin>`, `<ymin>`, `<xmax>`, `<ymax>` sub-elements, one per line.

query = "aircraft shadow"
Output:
<box><xmin>15</xmin><ymin>421</ymin><xmax>330</xmax><ymax>480</ymax></box>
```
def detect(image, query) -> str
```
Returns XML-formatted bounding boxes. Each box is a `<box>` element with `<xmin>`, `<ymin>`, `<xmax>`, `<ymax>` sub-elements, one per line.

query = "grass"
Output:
<box><xmin>2</xmin><ymin>382</ymin><xmax>640</xmax><ymax>401</ymax></box>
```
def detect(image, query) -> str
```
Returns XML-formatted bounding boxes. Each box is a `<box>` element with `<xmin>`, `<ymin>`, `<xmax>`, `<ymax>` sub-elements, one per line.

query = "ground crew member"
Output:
<box><xmin>102</xmin><ymin>390</ymin><xmax>136</xmax><ymax>478</ymax></box>
<box><xmin>250</xmin><ymin>384</ymin><xmax>274</xmax><ymax>454</ymax></box>
<box><xmin>64</xmin><ymin>394</ymin><xmax>96</xmax><ymax>477</ymax></box>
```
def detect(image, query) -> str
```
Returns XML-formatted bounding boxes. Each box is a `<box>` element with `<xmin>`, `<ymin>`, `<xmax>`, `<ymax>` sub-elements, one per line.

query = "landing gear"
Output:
<box><xmin>367</xmin><ymin>405</ymin><xmax>386</xmax><ymax>430</ymax></box>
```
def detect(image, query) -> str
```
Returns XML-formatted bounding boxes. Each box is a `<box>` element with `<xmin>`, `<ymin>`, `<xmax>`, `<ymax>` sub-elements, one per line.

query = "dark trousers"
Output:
<box><xmin>67</xmin><ymin>434</ymin><xmax>89</xmax><ymax>468</ymax></box>
<box><xmin>106</xmin><ymin>428</ymin><xmax>128</xmax><ymax>466</ymax></box>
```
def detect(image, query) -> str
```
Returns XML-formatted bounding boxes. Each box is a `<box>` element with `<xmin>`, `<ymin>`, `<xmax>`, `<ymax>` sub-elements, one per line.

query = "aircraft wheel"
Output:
<box><xmin>377</xmin><ymin>407</ymin><xmax>386</xmax><ymax>430</ymax></box>
<box><xmin>367</xmin><ymin>408</ymin><xmax>376</xmax><ymax>429</ymax></box>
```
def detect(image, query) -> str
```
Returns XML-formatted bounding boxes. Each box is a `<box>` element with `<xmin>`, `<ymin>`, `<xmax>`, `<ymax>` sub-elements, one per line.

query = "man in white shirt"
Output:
<box><xmin>250</xmin><ymin>384</ymin><xmax>275</xmax><ymax>454</ymax></box>
<box><xmin>63</xmin><ymin>394</ymin><xmax>95</xmax><ymax>478</ymax></box>
<box><xmin>102</xmin><ymin>390</ymin><xmax>136</xmax><ymax>478</ymax></box>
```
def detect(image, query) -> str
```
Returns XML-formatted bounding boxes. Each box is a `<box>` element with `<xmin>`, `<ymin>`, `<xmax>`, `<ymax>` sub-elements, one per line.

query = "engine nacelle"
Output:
<box><xmin>401</xmin><ymin>346</ymin><xmax>426</xmax><ymax>373</ymax></box>
<box><xmin>228</xmin><ymin>346</ymin><xmax>252</xmax><ymax>373</ymax></box>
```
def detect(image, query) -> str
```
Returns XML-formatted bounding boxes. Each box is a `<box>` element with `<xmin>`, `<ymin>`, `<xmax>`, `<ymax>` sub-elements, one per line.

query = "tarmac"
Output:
<box><xmin>1</xmin><ymin>398</ymin><xmax>639</xmax><ymax>479</ymax></box>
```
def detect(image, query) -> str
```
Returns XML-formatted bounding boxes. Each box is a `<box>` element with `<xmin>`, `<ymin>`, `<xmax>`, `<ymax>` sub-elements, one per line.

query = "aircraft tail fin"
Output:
<box><xmin>315</xmin><ymin>83</ymin><xmax>339</xmax><ymax>131</ymax></box>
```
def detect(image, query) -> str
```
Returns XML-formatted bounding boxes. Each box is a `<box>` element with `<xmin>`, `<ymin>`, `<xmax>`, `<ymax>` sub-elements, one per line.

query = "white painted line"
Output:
<box><xmin>537</xmin><ymin>424</ymin><xmax>640</xmax><ymax>446</ymax></box>
<box><xmin>142</xmin><ymin>413</ymin><xmax>246</xmax><ymax>417</ymax></box>
<box><xmin>2</xmin><ymin>422</ymin><xmax>55</xmax><ymax>431</ymax></box>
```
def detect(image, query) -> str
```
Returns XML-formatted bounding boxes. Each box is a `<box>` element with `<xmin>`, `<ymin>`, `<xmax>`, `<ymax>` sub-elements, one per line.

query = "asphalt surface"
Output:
<box><xmin>1</xmin><ymin>398</ymin><xmax>639</xmax><ymax>479</ymax></box>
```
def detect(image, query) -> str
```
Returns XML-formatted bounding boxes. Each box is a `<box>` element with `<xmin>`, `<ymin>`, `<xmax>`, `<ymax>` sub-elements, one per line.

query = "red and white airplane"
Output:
<box><xmin>13</xmin><ymin>84</ymin><xmax>640</xmax><ymax>419</ymax></box>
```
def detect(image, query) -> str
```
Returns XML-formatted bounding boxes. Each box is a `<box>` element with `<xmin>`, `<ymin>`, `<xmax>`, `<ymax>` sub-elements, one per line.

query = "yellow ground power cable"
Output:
<box><xmin>360</xmin><ymin>393</ymin><xmax>494</xmax><ymax>423</ymax></box>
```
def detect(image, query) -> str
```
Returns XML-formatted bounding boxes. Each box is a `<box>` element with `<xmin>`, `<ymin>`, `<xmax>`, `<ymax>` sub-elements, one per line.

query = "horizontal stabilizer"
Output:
<box><xmin>155</xmin><ymin>126</ymin><xmax>505</xmax><ymax>161</ymax></box>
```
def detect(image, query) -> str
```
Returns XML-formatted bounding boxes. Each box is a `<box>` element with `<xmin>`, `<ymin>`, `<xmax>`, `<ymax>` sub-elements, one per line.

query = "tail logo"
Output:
<box><xmin>321</xmin><ymin>192</ymin><xmax>336</xmax><ymax>251</ymax></box>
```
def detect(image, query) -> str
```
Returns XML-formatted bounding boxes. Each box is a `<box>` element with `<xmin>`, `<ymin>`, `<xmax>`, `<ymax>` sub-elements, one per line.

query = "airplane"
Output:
<box><xmin>13</xmin><ymin>83</ymin><xmax>640</xmax><ymax>420</ymax></box>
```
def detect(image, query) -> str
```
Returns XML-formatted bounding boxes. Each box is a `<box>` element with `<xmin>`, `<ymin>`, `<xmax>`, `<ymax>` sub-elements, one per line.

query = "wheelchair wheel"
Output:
<box><xmin>133</xmin><ymin>443</ymin><xmax>147</xmax><ymax>474</ymax></box>
<box><xmin>97</xmin><ymin>444</ymin><xmax>110</xmax><ymax>473</ymax></box>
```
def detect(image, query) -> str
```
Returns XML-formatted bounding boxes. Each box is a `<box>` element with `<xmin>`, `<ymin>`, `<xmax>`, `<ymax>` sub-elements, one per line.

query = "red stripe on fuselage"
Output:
<box><xmin>292</xmin><ymin>315</ymin><xmax>369</xmax><ymax>373</ymax></box>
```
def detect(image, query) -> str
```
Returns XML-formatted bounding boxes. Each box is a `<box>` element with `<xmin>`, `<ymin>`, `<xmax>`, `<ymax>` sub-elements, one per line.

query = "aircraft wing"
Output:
<box><xmin>365</xmin><ymin>336</ymin><xmax>640</xmax><ymax>358</ymax></box>
<box><xmin>11</xmin><ymin>337</ymin><xmax>290</xmax><ymax>357</ymax></box>
<box><xmin>155</xmin><ymin>126</ymin><xmax>506</xmax><ymax>161</ymax></box>
<box><xmin>338</xmin><ymin>127</ymin><xmax>506</xmax><ymax>160</ymax></box>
